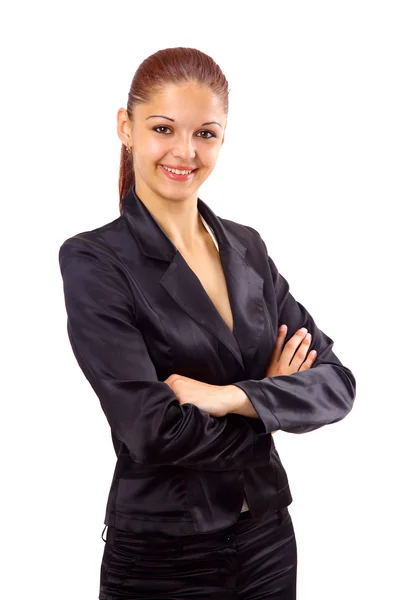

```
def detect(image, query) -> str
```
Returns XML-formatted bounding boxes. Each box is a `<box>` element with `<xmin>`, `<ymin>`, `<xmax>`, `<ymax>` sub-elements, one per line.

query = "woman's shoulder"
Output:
<box><xmin>58</xmin><ymin>214</ymin><xmax>132</xmax><ymax>271</ymax></box>
<box><xmin>59</xmin><ymin>214</ymin><xmax>128</xmax><ymax>253</ymax></box>
<box><xmin>218</xmin><ymin>216</ymin><xmax>268</xmax><ymax>254</ymax></box>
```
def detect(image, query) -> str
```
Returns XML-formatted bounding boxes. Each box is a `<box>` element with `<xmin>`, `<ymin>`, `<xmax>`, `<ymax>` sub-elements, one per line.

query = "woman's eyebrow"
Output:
<box><xmin>146</xmin><ymin>115</ymin><xmax>222</xmax><ymax>129</ymax></box>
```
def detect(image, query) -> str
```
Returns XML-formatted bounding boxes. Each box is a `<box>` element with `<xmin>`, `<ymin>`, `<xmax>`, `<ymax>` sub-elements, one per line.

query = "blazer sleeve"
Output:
<box><xmin>232</xmin><ymin>228</ymin><xmax>357</xmax><ymax>434</ymax></box>
<box><xmin>59</xmin><ymin>237</ymin><xmax>271</xmax><ymax>470</ymax></box>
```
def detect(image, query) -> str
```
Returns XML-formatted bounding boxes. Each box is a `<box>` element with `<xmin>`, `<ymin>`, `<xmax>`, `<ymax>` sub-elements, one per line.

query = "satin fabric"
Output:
<box><xmin>58</xmin><ymin>183</ymin><xmax>356</xmax><ymax>536</ymax></box>
<box><xmin>200</xmin><ymin>212</ymin><xmax>250</xmax><ymax>513</ymax></box>
<box><xmin>99</xmin><ymin>507</ymin><xmax>297</xmax><ymax>599</ymax></box>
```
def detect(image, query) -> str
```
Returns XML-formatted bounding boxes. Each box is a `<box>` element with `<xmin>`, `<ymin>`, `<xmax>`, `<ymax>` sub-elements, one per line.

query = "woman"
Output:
<box><xmin>59</xmin><ymin>47</ymin><xmax>356</xmax><ymax>599</ymax></box>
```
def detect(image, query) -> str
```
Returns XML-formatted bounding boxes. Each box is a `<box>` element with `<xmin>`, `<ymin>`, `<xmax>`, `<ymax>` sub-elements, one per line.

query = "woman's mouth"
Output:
<box><xmin>159</xmin><ymin>164</ymin><xmax>198</xmax><ymax>182</ymax></box>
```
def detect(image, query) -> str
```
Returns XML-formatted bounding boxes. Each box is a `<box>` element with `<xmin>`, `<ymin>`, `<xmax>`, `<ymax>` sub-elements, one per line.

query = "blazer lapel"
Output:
<box><xmin>160</xmin><ymin>251</ymin><xmax>244</xmax><ymax>367</ymax></box>
<box><xmin>197</xmin><ymin>199</ymin><xmax>268</xmax><ymax>370</ymax></box>
<box><xmin>121</xmin><ymin>185</ymin><xmax>267</xmax><ymax>371</ymax></box>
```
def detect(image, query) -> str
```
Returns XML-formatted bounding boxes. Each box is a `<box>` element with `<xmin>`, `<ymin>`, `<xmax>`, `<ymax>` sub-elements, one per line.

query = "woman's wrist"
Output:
<box><xmin>223</xmin><ymin>385</ymin><xmax>260</xmax><ymax>419</ymax></box>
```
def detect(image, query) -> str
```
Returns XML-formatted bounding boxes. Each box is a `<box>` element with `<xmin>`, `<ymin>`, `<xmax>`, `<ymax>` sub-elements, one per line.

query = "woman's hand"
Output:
<box><xmin>266</xmin><ymin>325</ymin><xmax>317</xmax><ymax>434</ymax></box>
<box><xmin>164</xmin><ymin>325</ymin><xmax>317</xmax><ymax>425</ymax></box>
<box><xmin>164</xmin><ymin>374</ymin><xmax>230</xmax><ymax>418</ymax></box>
<box><xmin>265</xmin><ymin>325</ymin><xmax>317</xmax><ymax>378</ymax></box>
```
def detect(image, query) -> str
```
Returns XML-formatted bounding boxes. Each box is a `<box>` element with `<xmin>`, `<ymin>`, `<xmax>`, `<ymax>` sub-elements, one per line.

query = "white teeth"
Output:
<box><xmin>162</xmin><ymin>165</ymin><xmax>194</xmax><ymax>175</ymax></box>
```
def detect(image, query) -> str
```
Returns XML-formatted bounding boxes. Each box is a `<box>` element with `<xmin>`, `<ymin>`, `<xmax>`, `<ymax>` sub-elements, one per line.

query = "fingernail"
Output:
<box><xmin>279</xmin><ymin>325</ymin><xmax>287</xmax><ymax>332</ymax></box>
<box><xmin>300</xmin><ymin>327</ymin><xmax>308</xmax><ymax>334</ymax></box>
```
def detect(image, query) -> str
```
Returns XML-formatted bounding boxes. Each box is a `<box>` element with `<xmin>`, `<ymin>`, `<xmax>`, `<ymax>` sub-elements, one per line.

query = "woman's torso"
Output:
<box><xmin>59</xmin><ymin>185</ymin><xmax>293</xmax><ymax>536</ymax></box>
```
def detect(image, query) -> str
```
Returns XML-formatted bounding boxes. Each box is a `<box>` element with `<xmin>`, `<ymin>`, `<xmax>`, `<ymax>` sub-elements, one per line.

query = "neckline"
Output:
<box><xmin>200</xmin><ymin>213</ymin><xmax>219</xmax><ymax>251</ymax></box>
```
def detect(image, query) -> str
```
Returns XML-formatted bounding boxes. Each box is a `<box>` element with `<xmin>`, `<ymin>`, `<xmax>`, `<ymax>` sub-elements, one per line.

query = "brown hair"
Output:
<box><xmin>118</xmin><ymin>47</ymin><xmax>229</xmax><ymax>214</ymax></box>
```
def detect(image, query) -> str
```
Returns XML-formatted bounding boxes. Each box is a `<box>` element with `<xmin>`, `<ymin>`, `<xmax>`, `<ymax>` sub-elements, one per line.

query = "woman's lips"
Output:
<box><xmin>159</xmin><ymin>164</ymin><xmax>198</xmax><ymax>181</ymax></box>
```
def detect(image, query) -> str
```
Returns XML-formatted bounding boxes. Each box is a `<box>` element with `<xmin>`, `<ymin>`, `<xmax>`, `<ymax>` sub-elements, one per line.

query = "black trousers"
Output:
<box><xmin>99</xmin><ymin>507</ymin><xmax>297</xmax><ymax>599</ymax></box>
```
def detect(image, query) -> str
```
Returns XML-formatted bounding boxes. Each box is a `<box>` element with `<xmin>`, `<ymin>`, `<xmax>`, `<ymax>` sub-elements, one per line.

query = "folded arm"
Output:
<box><xmin>231</xmin><ymin>229</ymin><xmax>357</xmax><ymax>434</ymax></box>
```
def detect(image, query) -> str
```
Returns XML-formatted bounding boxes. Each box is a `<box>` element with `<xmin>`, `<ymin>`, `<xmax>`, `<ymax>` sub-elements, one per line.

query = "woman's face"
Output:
<box><xmin>118</xmin><ymin>82</ymin><xmax>227</xmax><ymax>202</ymax></box>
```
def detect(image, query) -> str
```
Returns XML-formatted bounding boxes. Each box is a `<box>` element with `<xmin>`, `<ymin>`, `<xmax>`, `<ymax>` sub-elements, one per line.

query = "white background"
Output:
<box><xmin>1</xmin><ymin>1</ymin><xmax>395</xmax><ymax>598</ymax></box>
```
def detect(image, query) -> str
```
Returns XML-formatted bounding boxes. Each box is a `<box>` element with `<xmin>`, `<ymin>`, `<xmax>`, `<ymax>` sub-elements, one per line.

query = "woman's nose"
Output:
<box><xmin>171</xmin><ymin>136</ymin><xmax>196</xmax><ymax>161</ymax></box>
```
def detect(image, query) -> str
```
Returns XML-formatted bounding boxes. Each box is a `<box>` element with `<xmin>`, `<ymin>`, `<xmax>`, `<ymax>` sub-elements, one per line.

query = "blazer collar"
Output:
<box><xmin>121</xmin><ymin>183</ymin><xmax>246</xmax><ymax>259</ymax></box>
<box><xmin>121</xmin><ymin>184</ymin><xmax>267</xmax><ymax>372</ymax></box>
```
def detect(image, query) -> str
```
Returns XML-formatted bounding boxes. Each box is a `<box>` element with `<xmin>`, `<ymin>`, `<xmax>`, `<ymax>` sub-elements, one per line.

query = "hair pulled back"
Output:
<box><xmin>118</xmin><ymin>47</ymin><xmax>229</xmax><ymax>214</ymax></box>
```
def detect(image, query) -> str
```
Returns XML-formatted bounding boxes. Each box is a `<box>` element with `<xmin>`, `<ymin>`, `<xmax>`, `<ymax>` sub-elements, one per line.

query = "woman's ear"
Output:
<box><xmin>116</xmin><ymin>107</ymin><xmax>132</xmax><ymax>147</ymax></box>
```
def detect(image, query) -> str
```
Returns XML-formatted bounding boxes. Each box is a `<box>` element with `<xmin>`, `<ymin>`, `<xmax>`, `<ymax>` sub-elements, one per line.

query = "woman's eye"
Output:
<box><xmin>153</xmin><ymin>126</ymin><xmax>216</xmax><ymax>139</ymax></box>
<box><xmin>197</xmin><ymin>130</ymin><xmax>216</xmax><ymax>139</ymax></box>
<box><xmin>153</xmin><ymin>126</ymin><xmax>172</xmax><ymax>134</ymax></box>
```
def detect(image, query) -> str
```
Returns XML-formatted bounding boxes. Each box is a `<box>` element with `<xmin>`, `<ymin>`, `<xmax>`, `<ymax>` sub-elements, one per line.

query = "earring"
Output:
<box><xmin>126</xmin><ymin>144</ymin><xmax>132</xmax><ymax>154</ymax></box>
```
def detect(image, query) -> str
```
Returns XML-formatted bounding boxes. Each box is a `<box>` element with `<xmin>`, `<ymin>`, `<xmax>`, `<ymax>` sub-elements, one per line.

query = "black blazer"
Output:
<box><xmin>59</xmin><ymin>184</ymin><xmax>356</xmax><ymax>536</ymax></box>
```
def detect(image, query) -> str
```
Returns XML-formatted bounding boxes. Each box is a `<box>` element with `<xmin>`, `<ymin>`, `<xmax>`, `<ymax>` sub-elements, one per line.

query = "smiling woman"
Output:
<box><xmin>117</xmin><ymin>80</ymin><xmax>227</xmax><ymax>216</ymax></box>
<box><xmin>59</xmin><ymin>46</ymin><xmax>356</xmax><ymax>600</ymax></box>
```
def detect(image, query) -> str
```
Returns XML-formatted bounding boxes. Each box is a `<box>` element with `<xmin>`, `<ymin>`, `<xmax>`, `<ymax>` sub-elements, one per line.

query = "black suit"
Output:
<box><xmin>59</xmin><ymin>184</ymin><xmax>356</xmax><ymax>537</ymax></box>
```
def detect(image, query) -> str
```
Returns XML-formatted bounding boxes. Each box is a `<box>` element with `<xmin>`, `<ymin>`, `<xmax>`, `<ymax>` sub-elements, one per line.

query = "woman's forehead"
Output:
<box><xmin>137</xmin><ymin>85</ymin><xmax>225</xmax><ymax>119</ymax></box>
